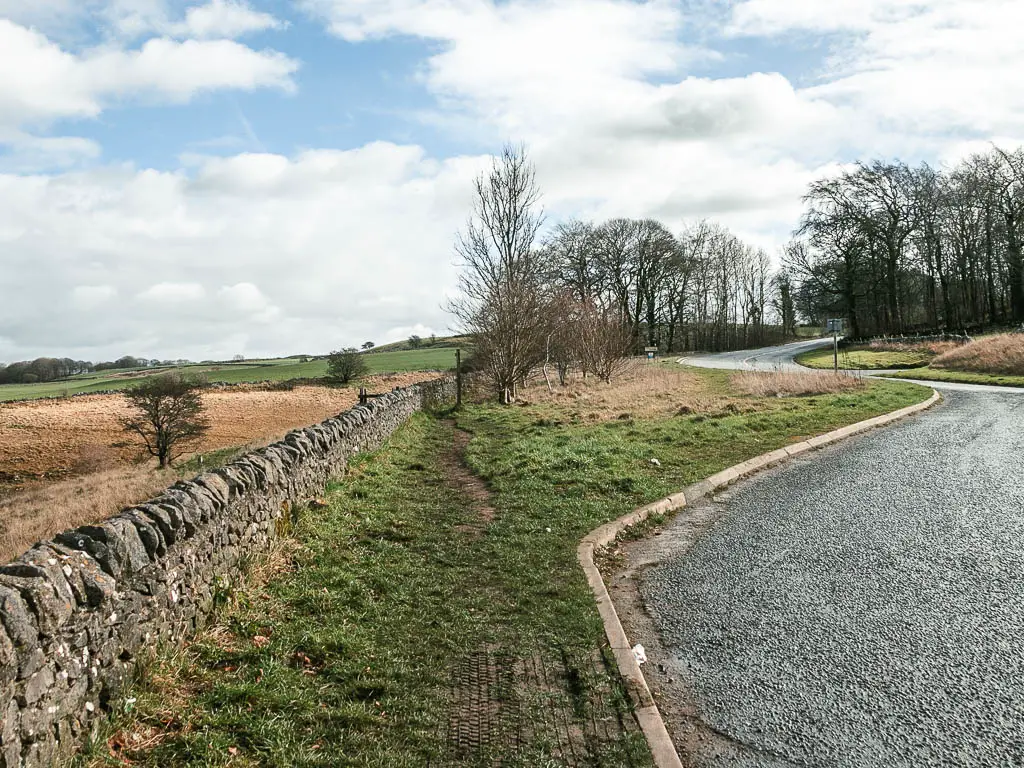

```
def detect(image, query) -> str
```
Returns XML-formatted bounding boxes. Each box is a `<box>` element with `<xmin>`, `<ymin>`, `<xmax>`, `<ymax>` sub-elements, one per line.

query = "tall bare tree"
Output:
<box><xmin>449</xmin><ymin>144</ymin><xmax>548</xmax><ymax>403</ymax></box>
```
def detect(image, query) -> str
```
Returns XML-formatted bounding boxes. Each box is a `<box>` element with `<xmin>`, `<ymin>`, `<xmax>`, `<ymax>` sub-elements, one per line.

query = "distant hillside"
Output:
<box><xmin>366</xmin><ymin>335</ymin><xmax>471</xmax><ymax>354</ymax></box>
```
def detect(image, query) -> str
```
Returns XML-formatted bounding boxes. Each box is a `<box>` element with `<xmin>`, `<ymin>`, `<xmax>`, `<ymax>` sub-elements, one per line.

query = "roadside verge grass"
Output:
<box><xmin>878</xmin><ymin>368</ymin><xmax>1024</xmax><ymax>388</ymax></box>
<box><xmin>79</xmin><ymin>369</ymin><xmax>931</xmax><ymax>768</ymax></box>
<box><xmin>795</xmin><ymin>346</ymin><xmax>932</xmax><ymax>370</ymax></box>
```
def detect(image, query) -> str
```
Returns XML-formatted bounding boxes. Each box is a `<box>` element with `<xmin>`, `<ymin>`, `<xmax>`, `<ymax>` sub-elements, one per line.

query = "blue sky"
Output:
<box><xmin>1</xmin><ymin>0</ymin><xmax>1022</xmax><ymax>361</ymax></box>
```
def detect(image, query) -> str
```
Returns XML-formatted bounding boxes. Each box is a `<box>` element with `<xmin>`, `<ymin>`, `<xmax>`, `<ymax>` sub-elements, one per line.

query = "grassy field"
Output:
<box><xmin>0</xmin><ymin>348</ymin><xmax>459</xmax><ymax>402</ymax></box>
<box><xmin>796</xmin><ymin>346</ymin><xmax>933</xmax><ymax>370</ymax></box>
<box><xmin>878</xmin><ymin>368</ymin><xmax>1024</xmax><ymax>388</ymax></box>
<box><xmin>81</xmin><ymin>368</ymin><xmax>930</xmax><ymax>768</ymax></box>
<box><xmin>368</xmin><ymin>335</ymin><xmax>470</xmax><ymax>354</ymax></box>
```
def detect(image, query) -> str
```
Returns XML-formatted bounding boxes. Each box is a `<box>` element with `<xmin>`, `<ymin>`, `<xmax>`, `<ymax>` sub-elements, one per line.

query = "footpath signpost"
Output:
<box><xmin>826</xmin><ymin>319</ymin><xmax>844</xmax><ymax>372</ymax></box>
<box><xmin>644</xmin><ymin>346</ymin><xmax>659</xmax><ymax>361</ymax></box>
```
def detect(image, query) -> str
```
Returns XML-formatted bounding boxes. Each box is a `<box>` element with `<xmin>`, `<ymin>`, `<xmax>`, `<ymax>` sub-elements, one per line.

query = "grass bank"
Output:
<box><xmin>796</xmin><ymin>345</ymin><xmax>932</xmax><ymax>370</ymax></box>
<box><xmin>80</xmin><ymin>368</ymin><xmax>930</xmax><ymax>768</ymax></box>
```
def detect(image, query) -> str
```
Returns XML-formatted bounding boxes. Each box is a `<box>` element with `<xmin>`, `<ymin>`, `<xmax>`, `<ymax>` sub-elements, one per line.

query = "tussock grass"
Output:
<box><xmin>932</xmin><ymin>333</ymin><xmax>1024</xmax><ymax>375</ymax></box>
<box><xmin>0</xmin><ymin>437</ymin><xmax>273</xmax><ymax>565</ymax></box>
<box><xmin>868</xmin><ymin>339</ymin><xmax>960</xmax><ymax>356</ymax></box>
<box><xmin>731</xmin><ymin>370</ymin><xmax>865</xmax><ymax>398</ymax></box>
<box><xmin>0</xmin><ymin>466</ymin><xmax>176</xmax><ymax>563</ymax></box>
<box><xmin>518</xmin><ymin>361</ymin><xmax>728</xmax><ymax>421</ymax></box>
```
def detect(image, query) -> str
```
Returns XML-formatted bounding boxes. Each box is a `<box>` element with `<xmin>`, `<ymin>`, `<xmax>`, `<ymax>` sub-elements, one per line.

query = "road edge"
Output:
<box><xmin>577</xmin><ymin>388</ymin><xmax>942</xmax><ymax>768</ymax></box>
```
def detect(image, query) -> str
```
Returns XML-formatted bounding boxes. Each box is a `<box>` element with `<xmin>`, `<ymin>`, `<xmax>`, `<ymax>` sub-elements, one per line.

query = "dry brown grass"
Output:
<box><xmin>0</xmin><ymin>374</ymin><xmax>439</xmax><ymax>565</ymax></box>
<box><xmin>0</xmin><ymin>464</ymin><xmax>177</xmax><ymax>564</ymax></box>
<box><xmin>515</xmin><ymin>361</ymin><xmax>729</xmax><ymax>421</ymax></box>
<box><xmin>868</xmin><ymin>339</ymin><xmax>961</xmax><ymax>356</ymax></box>
<box><xmin>932</xmin><ymin>333</ymin><xmax>1024</xmax><ymax>375</ymax></box>
<box><xmin>0</xmin><ymin>373</ymin><xmax>438</xmax><ymax>484</ymax></box>
<box><xmin>731</xmin><ymin>370</ymin><xmax>866</xmax><ymax>398</ymax></box>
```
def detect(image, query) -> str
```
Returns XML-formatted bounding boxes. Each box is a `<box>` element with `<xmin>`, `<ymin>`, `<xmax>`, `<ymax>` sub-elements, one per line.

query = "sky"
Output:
<box><xmin>2</xmin><ymin>0</ymin><xmax>1023</xmax><ymax>362</ymax></box>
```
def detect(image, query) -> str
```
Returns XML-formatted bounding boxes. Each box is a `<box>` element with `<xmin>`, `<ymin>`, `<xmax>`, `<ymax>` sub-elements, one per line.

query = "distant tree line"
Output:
<box><xmin>0</xmin><ymin>355</ymin><xmax>155</xmax><ymax>385</ymax></box>
<box><xmin>543</xmin><ymin>218</ymin><xmax>790</xmax><ymax>354</ymax></box>
<box><xmin>787</xmin><ymin>146</ymin><xmax>1024</xmax><ymax>338</ymax></box>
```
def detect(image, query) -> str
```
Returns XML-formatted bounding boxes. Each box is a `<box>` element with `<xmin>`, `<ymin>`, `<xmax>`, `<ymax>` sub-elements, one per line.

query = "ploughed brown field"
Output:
<box><xmin>0</xmin><ymin>374</ymin><xmax>441</xmax><ymax>563</ymax></box>
<box><xmin>0</xmin><ymin>373</ymin><xmax>438</xmax><ymax>484</ymax></box>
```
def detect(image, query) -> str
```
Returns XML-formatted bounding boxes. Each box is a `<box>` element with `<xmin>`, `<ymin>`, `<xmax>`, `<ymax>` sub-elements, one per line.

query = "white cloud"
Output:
<box><xmin>0</xmin><ymin>18</ymin><xmax>298</xmax><ymax>138</ymax></box>
<box><xmin>85</xmin><ymin>37</ymin><xmax>298</xmax><ymax>100</ymax></box>
<box><xmin>299</xmin><ymin>0</ymin><xmax>842</xmax><ymax>246</ymax></box>
<box><xmin>173</xmin><ymin>0</ymin><xmax>286</xmax><ymax>39</ymax></box>
<box><xmin>138</xmin><ymin>282</ymin><xmax>207</xmax><ymax>302</ymax></box>
<box><xmin>0</xmin><ymin>131</ymin><xmax>102</xmax><ymax>172</ymax></box>
<box><xmin>217</xmin><ymin>282</ymin><xmax>282</xmax><ymax>322</ymax></box>
<box><xmin>728</xmin><ymin>0</ymin><xmax>1024</xmax><ymax>150</ymax></box>
<box><xmin>0</xmin><ymin>144</ymin><xmax>473</xmax><ymax>361</ymax></box>
<box><xmin>71</xmin><ymin>285</ymin><xmax>117</xmax><ymax>310</ymax></box>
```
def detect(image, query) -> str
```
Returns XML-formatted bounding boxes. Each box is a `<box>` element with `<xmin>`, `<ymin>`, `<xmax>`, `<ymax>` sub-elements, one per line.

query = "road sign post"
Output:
<box><xmin>644</xmin><ymin>346</ymin><xmax>658</xmax><ymax>362</ymax></box>
<box><xmin>826</xmin><ymin>319</ymin><xmax>844</xmax><ymax>372</ymax></box>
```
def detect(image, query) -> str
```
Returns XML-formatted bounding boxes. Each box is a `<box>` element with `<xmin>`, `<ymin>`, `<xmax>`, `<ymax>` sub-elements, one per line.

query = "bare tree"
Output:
<box><xmin>576</xmin><ymin>300</ymin><xmax>633</xmax><ymax>383</ymax></box>
<box><xmin>449</xmin><ymin>143</ymin><xmax>548</xmax><ymax>403</ymax></box>
<box><xmin>121</xmin><ymin>373</ymin><xmax>210</xmax><ymax>468</ymax></box>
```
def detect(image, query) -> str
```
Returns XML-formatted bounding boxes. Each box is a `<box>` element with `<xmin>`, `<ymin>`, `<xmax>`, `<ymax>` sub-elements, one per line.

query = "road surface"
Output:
<box><xmin>635</xmin><ymin>341</ymin><xmax>1024</xmax><ymax>767</ymax></box>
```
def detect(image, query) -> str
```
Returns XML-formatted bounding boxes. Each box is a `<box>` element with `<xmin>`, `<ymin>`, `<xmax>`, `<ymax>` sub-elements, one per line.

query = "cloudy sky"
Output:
<box><xmin>1</xmin><ymin>0</ymin><xmax>1022</xmax><ymax>362</ymax></box>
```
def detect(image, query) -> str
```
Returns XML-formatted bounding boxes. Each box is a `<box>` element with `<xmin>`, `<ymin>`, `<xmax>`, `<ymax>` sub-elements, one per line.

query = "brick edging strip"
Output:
<box><xmin>577</xmin><ymin>389</ymin><xmax>942</xmax><ymax>768</ymax></box>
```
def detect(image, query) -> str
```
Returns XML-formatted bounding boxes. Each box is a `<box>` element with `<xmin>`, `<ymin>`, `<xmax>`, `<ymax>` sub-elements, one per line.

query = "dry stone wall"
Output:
<box><xmin>0</xmin><ymin>378</ymin><xmax>455</xmax><ymax>767</ymax></box>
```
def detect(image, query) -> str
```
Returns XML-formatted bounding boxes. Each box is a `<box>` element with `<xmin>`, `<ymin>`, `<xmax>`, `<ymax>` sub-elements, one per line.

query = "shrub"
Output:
<box><xmin>326</xmin><ymin>348</ymin><xmax>368</xmax><ymax>385</ymax></box>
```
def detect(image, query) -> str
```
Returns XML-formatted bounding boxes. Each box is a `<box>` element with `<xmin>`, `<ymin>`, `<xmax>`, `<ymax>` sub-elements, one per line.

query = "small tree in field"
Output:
<box><xmin>121</xmin><ymin>373</ymin><xmax>210</xmax><ymax>468</ymax></box>
<box><xmin>361</xmin><ymin>341</ymin><xmax>375</xmax><ymax>350</ymax></box>
<box><xmin>327</xmin><ymin>348</ymin><xmax>367</xmax><ymax>384</ymax></box>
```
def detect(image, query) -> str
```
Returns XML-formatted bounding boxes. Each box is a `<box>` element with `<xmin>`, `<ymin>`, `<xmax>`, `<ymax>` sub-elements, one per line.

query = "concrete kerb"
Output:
<box><xmin>577</xmin><ymin>388</ymin><xmax>942</xmax><ymax>768</ymax></box>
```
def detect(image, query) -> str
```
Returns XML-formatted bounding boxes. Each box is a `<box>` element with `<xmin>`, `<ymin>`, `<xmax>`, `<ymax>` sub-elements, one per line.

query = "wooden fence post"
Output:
<box><xmin>456</xmin><ymin>349</ymin><xmax>463</xmax><ymax>408</ymax></box>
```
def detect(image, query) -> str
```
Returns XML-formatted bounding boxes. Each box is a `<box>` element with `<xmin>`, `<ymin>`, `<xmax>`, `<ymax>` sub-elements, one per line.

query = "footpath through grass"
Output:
<box><xmin>80</xmin><ymin>369</ymin><xmax>930</xmax><ymax>768</ymax></box>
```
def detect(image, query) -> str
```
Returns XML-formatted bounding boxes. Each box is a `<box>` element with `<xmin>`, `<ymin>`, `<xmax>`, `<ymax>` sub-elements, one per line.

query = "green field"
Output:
<box><xmin>796</xmin><ymin>346</ymin><xmax>932</xmax><ymax>370</ymax></box>
<box><xmin>367</xmin><ymin>335</ymin><xmax>470</xmax><ymax>353</ymax></box>
<box><xmin>0</xmin><ymin>348</ymin><xmax>459</xmax><ymax>402</ymax></box>
<box><xmin>84</xmin><ymin>371</ymin><xmax>930</xmax><ymax>767</ymax></box>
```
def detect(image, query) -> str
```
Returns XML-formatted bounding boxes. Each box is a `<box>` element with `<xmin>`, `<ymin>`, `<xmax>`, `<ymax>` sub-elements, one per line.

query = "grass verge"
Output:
<box><xmin>795</xmin><ymin>346</ymin><xmax>932</xmax><ymax>370</ymax></box>
<box><xmin>878</xmin><ymin>368</ymin><xmax>1024</xmax><ymax>388</ymax></box>
<box><xmin>78</xmin><ymin>370</ymin><xmax>931</xmax><ymax>768</ymax></box>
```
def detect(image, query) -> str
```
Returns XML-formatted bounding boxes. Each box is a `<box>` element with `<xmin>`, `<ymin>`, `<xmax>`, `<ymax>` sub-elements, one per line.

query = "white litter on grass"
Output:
<box><xmin>632</xmin><ymin>644</ymin><xmax>647</xmax><ymax>665</ymax></box>
<box><xmin>649</xmin><ymin>458</ymin><xmax>661</xmax><ymax>466</ymax></box>
<box><xmin>545</xmin><ymin>527</ymin><xmax>552</xmax><ymax>533</ymax></box>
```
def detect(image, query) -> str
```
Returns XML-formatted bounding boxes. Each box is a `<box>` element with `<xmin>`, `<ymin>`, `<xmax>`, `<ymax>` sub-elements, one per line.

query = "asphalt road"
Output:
<box><xmin>640</xmin><ymin>342</ymin><xmax>1024</xmax><ymax>767</ymax></box>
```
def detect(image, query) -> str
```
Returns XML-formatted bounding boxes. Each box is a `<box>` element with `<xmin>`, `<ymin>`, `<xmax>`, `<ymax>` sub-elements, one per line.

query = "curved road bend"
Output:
<box><xmin>635</xmin><ymin>341</ymin><xmax>1024</xmax><ymax>767</ymax></box>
